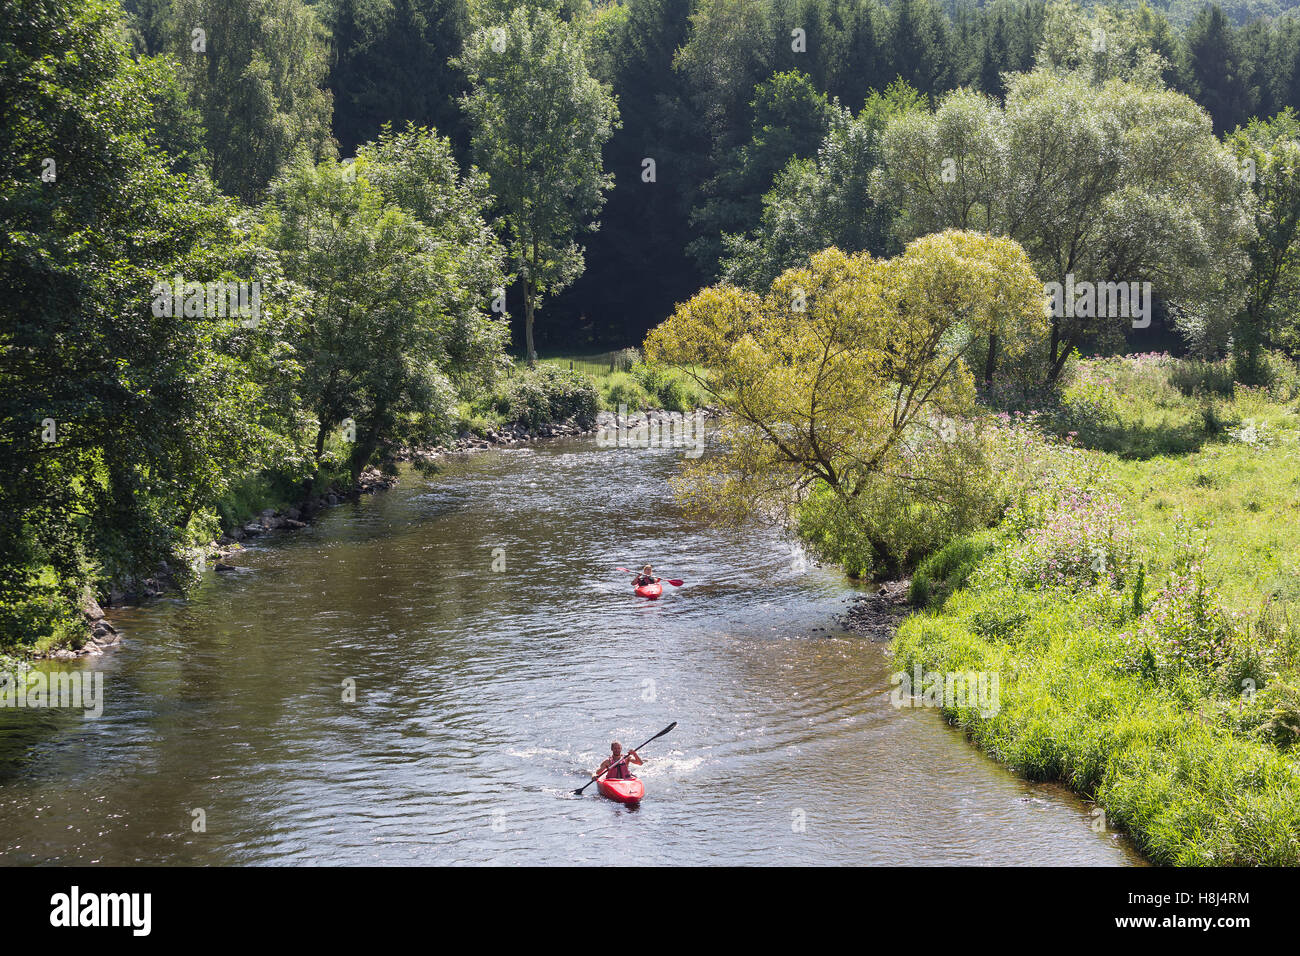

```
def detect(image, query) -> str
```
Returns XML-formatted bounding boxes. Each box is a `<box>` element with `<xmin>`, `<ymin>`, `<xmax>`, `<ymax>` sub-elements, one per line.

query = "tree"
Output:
<box><xmin>887</xmin><ymin>0</ymin><xmax>953</xmax><ymax>97</ymax></box>
<box><xmin>1182</xmin><ymin>4</ymin><xmax>1259</xmax><ymax>136</ymax></box>
<box><xmin>644</xmin><ymin>231</ymin><xmax>1048</xmax><ymax>571</ymax></box>
<box><xmin>1227</xmin><ymin>111</ymin><xmax>1300</xmax><ymax>379</ymax></box>
<box><xmin>326</xmin><ymin>0</ymin><xmax>472</xmax><ymax>157</ymax></box>
<box><xmin>1</xmin><ymin>0</ymin><xmax>283</xmax><ymax>639</ymax></box>
<box><xmin>673</xmin><ymin>0</ymin><xmax>782</xmax><ymax>272</ymax></box>
<box><xmin>878</xmin><ymin>68</ymin><xmax>1253</xmax><ymax>380</ymax></box>
<box><xmin>170</xmin><ymin>0</ymin><xmax>335</xmax><ymax>201</ymax></box>
<box><xmin>458</xmin><ymin>6</ymin><xmax>618</xmax><ymax>363</ymax></box>
<box><xmin>689</xmin><ymin>70</ymin><xmax>835</xmax><ymax>276</ymax></box>
<box><xmin>261</xmin><ymin>130</ymin><xmax>506</xmax><ymax>487</ymax></box>
<box><xmin>1037</xmin><ymin>0</ymin><xmax>1172</xmax><ymax>87</ymax></box>
<box><xmin>824</xmin><ymin>0</ymin><xmax>888</xmax><ymax>108</ymax></box>
<box><xmin>544</xmin><ymin>0</ymin><xmax>700</xmax><ymax>347</ymax></box>
<box><xmin>721</xmin><ymin>80</ymin><xmax>925</xmax><ymax>289</ymax></box>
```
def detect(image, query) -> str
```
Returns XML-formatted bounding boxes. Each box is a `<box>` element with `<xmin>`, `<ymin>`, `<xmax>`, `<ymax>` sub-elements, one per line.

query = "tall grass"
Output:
<box><xmin>892</xmin><ymin>352</ymin><xmax>1300</xmax><ymax>865</ymax></box>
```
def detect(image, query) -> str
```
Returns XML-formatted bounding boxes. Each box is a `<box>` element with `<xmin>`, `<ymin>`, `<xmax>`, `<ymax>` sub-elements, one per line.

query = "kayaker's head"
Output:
<box><xmin>642</xmin><ymin>565</ymin><xmax>652</xmax><ymax>575</ymax></box>
<box><xmin>610</xmin><ymin>742</ymin><xmax>622</xmax><ymax>758</ymax></box>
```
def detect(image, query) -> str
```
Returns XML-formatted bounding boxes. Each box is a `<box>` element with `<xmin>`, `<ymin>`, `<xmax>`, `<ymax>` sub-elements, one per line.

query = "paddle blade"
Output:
<box><xmin>666</xmin><ymin>579</ymin><xmax>684</xmax><ymax>587</ymax></box>
<box><xmin>616</xmin><ymin>567</ymin><xmax>633</xmax><ymax>573</ymax></box>
<box><xmin>650</xmin><ymin>721</ymin><xmax>677</xmax><ymax>741</ymax></box>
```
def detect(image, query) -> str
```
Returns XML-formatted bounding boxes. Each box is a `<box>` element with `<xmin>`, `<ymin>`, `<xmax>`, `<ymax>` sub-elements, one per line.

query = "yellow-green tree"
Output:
<box><xmin>645</xmin><ymin>230</ymin><xmax>1047</xmax><ymax>570</ymax></box>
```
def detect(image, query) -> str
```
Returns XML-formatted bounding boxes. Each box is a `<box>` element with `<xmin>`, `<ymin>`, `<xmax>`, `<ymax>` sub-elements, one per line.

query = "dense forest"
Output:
<box><xmin>92</xmin><ymin>0</ymin><xmax>1300</xmax><ymax>346</ymax></box>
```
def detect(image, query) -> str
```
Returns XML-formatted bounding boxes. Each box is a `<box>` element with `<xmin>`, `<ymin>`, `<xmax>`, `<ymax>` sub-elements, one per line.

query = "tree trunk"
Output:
<box><xmin>524</xmin><ymin>279</ymin><xmax>536</xmax><ymax>366</ymax></box>
<box><xmin>350</xmin><ymin>437</ymin><xmax>380</xmax><ymax>486</ymax></box>
<box><xmin>307</xmin><ymin>419</ymin><xmax>330</xmax><ymax>497</ymax></box>
<box><xmin>984</xmin><ymin>332</ymin><xmax>998</xmax><ymax>386</ymax></box>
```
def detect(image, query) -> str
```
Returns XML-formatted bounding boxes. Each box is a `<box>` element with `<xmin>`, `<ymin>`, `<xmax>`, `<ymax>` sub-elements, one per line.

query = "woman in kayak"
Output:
<box><xmin>595</xmin><ymin>741</ymin><xmax>643</xmax><ymax>780</ymax></box>
<box><xmin>633</xmin><ymin>565</ymin><xmax>660</xmax><ymax>590</ymax></box>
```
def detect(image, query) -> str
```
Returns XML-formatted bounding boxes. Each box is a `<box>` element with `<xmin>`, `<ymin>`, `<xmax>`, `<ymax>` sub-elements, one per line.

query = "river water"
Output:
<box><xmin>0</xmin><ymin>437</ymin><xmax>1141</xmax><ymax>865</ymax></box>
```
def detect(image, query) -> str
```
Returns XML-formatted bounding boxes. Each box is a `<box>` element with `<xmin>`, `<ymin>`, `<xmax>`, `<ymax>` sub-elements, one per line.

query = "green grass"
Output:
<box><xmin>531</xmin><ymin>349</ymin><xmax>640</xmax><ymax>383</ymax></box>
<box><xmin>511</xmin><ymin>351</ymin><xmax>709</xmax><ymax>413</ymax></box>
<box><xmin>892</xmin><ymin>353</ymin><xmax>1300</xmax><ymax>865</ymax></box>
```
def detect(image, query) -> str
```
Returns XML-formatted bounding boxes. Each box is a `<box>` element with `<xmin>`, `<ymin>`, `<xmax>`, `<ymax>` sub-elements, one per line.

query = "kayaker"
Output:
<box><xmin>595</xmin><ymin>741</ymin><xmax>643</xmax><ymax>780</ymax></box>
<box><xmin>633</xmin><ymin>565</ymin><xmax>660</xmax><ymax>589</ymax></box>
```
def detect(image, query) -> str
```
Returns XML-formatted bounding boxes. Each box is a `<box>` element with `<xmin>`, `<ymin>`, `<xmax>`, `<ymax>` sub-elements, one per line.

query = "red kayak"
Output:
<box><xmin>634</xmin><ymin>582</ymin><xmax>663</xmax><ymax>599</ymax></box>
<box><xmin>597</xmin><ymin>776</ymin><xmax>644</xmax><ymax>804</ymax></box>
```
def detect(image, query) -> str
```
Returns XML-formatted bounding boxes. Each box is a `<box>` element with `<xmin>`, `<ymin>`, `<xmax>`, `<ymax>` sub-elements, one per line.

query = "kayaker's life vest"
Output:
<box><xmin>606</xmin><ymin>755</ymin><xmax>630</xmax><ymax>779</ymax></box>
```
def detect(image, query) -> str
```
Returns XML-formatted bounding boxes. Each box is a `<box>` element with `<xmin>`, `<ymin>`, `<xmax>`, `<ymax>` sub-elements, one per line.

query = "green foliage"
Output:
<box><xmin>458</xmin><ymin>5</ymin><xmax>619</xmax><ymax>361</ymax></box>
<box><xmin>327</xmin><ymin>0</ymin><xmax>472</xmax><ymax>156</ymax></box>
<box><xmin>721</xmin><ymin>80</ymin><xmax>925</xmax><ymax>289</ymax></box>
<box><xmin>879</xmin><ymin>67</ymin><xmax>1253</xmax><ymax>381</ymax></box>
<box><xmin>909</xmin><ymin>533</ymin><xmax>994</xmax><ymax>607</ymax></box>
<box><xmin>1121</xmin><ymin>567</ymin><xmax>1241</xmax><ymax>691</ymax></box>
<box><xmin>1237</xmin><ymin>675</ymin><xmax>1300</xmax><ymax>749</ymax></box>
<box><xmin>1</xmin><ymin>0</ymin><xmax>291</xmax><ymax>647</ymax></box>
<box><xmin>601</xmin><ymin>372</ymin><xmax>653</xmax><ymax>413</ymax></box>
<box><xmin>1226</xmin><ymin>110</ymin><xmax>1300</xmax><ymax>379</ymax></box>
<box><xmin>0</xmin><ymin>575</ymin><xmax>88</xmax><ymax>657</ymax></box>
<box><xmin>170</xmin><ymin>0</ymin><xmax>336</xmax><ymax>201</ymax></box>
<box><xmin>689</xmin><ymin>69</ymin><xmax>835</xmax><ymax>274</ymax></box>
<box><xmin>627</xmin><ymin>363</ymin><xmax>706</xmax><ymax>412</ymax></box>
<box><xmin>503</xmin><ymin>364</ymin><xmax>598</xmax><ymax>428</ymax></box>
<box><xmin>889</xmin><ymin>363</ymin><xmax>1300</xmax><ymax>864</ymax></box>
<box><xmin>260</xmin><ymin>125</ymin><xmax>506</xmax><ymax>485</ymax></box>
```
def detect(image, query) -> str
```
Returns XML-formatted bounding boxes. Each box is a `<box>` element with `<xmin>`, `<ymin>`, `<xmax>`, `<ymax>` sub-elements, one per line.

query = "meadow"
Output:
<box><xmin>896</xmin><ymin>353</ymin><xmax>1300</xmax><ymax>864</ymax></box>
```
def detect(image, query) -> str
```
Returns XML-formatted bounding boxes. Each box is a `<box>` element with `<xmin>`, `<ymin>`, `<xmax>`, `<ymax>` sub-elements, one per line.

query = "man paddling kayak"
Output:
<box><xmin>594</xmin><ymin>741</ymin><xmax>643</xmax><ymax>781</ymax></box>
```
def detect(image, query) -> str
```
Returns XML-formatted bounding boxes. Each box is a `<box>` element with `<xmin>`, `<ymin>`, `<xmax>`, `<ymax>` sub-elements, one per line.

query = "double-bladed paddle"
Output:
<box><xmin>617</xmin><ymin>567</ymin><xmax>684</xmax><ymax>587</ymax></box>
<box><xmin>574</xmin><ymin>721</ymin><xmax>678</xmax><ymax>795</ymax></box>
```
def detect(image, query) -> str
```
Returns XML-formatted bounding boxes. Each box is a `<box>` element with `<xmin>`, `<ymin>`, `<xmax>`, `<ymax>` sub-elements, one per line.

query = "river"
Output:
<box><xmin>0</xmin><ymin>436</ymin><xmax>1142</xmax><ymax>865</ymax></box>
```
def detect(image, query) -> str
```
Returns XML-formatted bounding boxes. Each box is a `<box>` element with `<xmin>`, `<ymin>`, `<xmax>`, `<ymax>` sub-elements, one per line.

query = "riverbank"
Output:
<box><xmin>883</xmin><ymin>355</ymin><xmax>1300</xmax><ymax>865</ymax></box>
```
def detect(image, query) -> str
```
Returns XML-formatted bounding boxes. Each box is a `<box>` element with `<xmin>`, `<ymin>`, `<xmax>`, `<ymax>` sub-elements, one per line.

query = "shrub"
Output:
<box><xmin>1121</xmin><ymin>568</ymin><xmax>1237</xmax><ymax>687</ymax></box>
<box><xmin>612</xmin><ymin>347</ymin><xmax>642</xmax><ymax>372</ymax></box>
<box><xmin>602</xmin><ymin>372</ymin><xmax>652</xmax><ymax>411</ymax></box>
<box><xmin>0</xmin><ymin>576</ymin><xmax>87</xmax><ymax>657</ymax></box>
<box><xmin>909</xmin><ymin>533</ymin><xmax>993</xmax><ymax>607</ymax></box>
<box><xmin>1006</xmin><ymin>488</ymin><xmax>1135</xmax><ymax>590</ymax></box>
<box><xmin>629</xmin><ymin>362</ymin><xmax>706</xmax><ymax>412</ymax></box>
<box><xmin>1237</xmin><ymin>677</ymin><xmax>1300</xmax><ymax>750</ymax></box>
<box><xmin>506</xmin><ymin>365</ymin><xmax>598</xmax><ymax>428</ymax></box>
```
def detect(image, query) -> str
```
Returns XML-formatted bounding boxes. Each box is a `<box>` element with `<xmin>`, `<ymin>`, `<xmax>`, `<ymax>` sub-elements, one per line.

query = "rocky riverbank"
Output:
<box><xmin>397</xmin><ymin>406</ymin><xmax>718</xmax><ymax>463</ymax></box>
<box><xmin>838</xmin><ymin>579</ymin><xmax>911</xmax><ymax>642</ymax></box>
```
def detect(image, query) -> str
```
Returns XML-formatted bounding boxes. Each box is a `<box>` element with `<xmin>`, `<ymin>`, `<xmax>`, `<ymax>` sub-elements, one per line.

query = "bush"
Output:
<box><xmin>1121</xmin><ymin>568</ymin><xmax>1238</xmax><ymax>688</ymax></box>
<box><xmin>506</xmin><ymin>365</ymin><xmax>598</xmax><ymax>428</ymax></box>
<box><xmin>628</xmin><ymin>362</ymin><xmax>706</xmax><ymax>412</ymax></box>
<box><xmin>612</xmin><ymin>347</ymin><xmax>642</xmax><ymax>372</ymax></box>
<box><xmin>1006</xmin><ymin>488</ymin><xmax>1136</xmax><ymax>590</ymax></box>
<box><xmin>0</xmin><ymin>579</ymin><xmax>86</xmax><ymax>657</ymax></box>
<box><xmin>602</xmin><ymin>371</ymin><xmax>652</xmax><ymax>411</ymax></box>
<box><xmin>909</xmin><ymin>533</ymin><xmax>993</xmax><ymax>607</ymax></box>
<box><xmin>1237</xmin><ymin>677</ymin><xmax>1300</xmax><ymax>750</ymax></box>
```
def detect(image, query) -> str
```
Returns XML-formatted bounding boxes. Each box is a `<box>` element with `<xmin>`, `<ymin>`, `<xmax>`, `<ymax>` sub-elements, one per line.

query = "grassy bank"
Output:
<box><xmin>892</xmin><ymin>353</ymin><xmax>1300</xmax><ymax>864</ymax></box>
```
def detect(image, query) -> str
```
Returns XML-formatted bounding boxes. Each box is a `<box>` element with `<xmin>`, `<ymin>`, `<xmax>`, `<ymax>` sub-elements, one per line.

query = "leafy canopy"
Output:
<box><xmin>644</xmin><ymin>231</ymin><xmax>1048</xmax><ymax>533</ymax></box>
